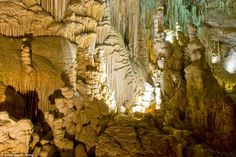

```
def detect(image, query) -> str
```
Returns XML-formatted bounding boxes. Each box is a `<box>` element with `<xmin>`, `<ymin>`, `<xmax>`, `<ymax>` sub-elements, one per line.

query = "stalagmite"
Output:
<box><xmin>44</xmin><ymin>85</ymin><xmax>78</xmax><ymax>156</ymax></box>
<box><xmin>149</xmin><ymin>6</ymin><xmax>167</xmax><ymax>109</ymax></box>
<box><xmin>38</xmin><ymin>0</ymin><xmax>70</xmax><ymax>21</ymax></box>
<box><xmin>21</xmin><ymin>38</ymin><xmax>34</xmax><ymax>74</ymax></box>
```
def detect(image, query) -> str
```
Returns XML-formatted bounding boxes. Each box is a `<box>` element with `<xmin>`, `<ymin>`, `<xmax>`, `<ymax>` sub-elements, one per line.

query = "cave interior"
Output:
<box><xmin>0</xmin><ymin>0</ymin><xmax>236</xmax><ymax>156</ymax></box>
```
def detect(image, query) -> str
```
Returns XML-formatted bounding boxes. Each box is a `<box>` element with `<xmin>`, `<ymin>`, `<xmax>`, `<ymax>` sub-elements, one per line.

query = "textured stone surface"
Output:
<box><xmin>184</xmin><ymin>27</ymin><xmax>236</xmax><ymax>151</ymax></box>
<box><xmin>0</xmin><ymin>112</ymin><xmax>33</xmax><ymax>153</ymax></box>
<box><xmin>96</xmin><ymin>114</ymin><xmax>189</xmax><ymax>157</ymax></box>
<box><xmin>0</xmin><ymin>0</ymin><xmax>235</xmax><ymax>156</ymax></box>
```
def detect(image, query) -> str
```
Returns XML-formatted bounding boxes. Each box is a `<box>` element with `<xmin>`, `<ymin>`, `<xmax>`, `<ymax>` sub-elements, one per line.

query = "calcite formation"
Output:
<box><xmin>21</xmin><ymin>37</ymin><xmax>34</xmax><ymax>74</ymax></box>
<box><xmin>0</xmin><ymin>0</ymin><xmax>235</xmax><ymax>157</ymax></box>
<box><xmin>184</xmin><ymin>24</ymin><xmax>236</xmax><ymax>151</ymax></box>
<box><xmin>0</xmin><ymin>112</ymin><xmax>33</xmax><ymax>153</ymax></box>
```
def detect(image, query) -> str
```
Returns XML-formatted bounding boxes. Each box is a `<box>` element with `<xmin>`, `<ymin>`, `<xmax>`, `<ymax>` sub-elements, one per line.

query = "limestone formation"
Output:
<box><xmin>21</xmin><ymin>37</ymin><xmax>33</xmax><ymax>74</ymax></box>
<box><xmin>151</xmin><ymin>8</ymin><xmax>186</xmax><ymax>116</ymax></box>
<box><xmin>96</xmin><ymin>114</ymin><xmax>189</xmax><ymax>157</ymax></box>
<box><xmin>0</xmin><ymin>0</ymin><xmax>235</xmax><ymax>156</ymax></box>
<box><xmin>44</xmin><ymin>86</ymin><xmax>77</xmax><ymax>156</ymax></box>
<box><xmin>153</xmin><ymin>6</ymin><xmax>165</xmax><ymax>36</ymax></box>
<box><xmin>0</xmin><ymin>112</ymin><xmax>33</xmax><ymax>153</ymax></box>
<box><xmin>184</xmin><ymin>23</ymin><xmax>236</xmax><ymax>151</ymax></box>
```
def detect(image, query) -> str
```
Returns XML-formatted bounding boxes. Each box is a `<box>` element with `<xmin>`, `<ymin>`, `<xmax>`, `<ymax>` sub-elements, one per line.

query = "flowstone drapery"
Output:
<box><xmin>0</xmin><ymin>0</ymin><xmax>235</xmax><ymax>156</ymax></box>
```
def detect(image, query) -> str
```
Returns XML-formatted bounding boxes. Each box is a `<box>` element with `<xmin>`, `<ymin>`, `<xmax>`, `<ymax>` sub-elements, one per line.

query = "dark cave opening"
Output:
<box><xmin>0</xmin><ymin>86</ymin><xmax>40</xmax><ymax>123</ymax></box>
<box><xmin>18</xmin><ymin>90</ymin><xmax>39</xmax><ymax>123</ymax></box>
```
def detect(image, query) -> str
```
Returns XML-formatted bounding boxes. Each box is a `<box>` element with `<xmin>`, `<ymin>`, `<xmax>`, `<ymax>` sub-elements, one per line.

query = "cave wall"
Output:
<box><xmin>200</xmin><ymin>0</ymin><xmax>236</xmax><ymax>101</ymax></box>
<box><xmin>0</xmin><ymin>0</ymin><xmax>236</xmax><ymax>156</ymax></box>
<box><xmin>0</xmin><ymin>0</ymin><xmax>148</xmax><ymax>111</ymax></box>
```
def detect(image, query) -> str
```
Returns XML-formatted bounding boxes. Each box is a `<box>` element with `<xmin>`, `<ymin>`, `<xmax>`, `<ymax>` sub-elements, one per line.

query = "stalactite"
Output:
<box><xmin>0</xmin><ymin>0</ymin><xmax>148</xmax><ymax>112</ymax></box>
<box><xmin>165</xmin><ymin>0</ymin><xmax>206</xmax><ymax>33</ymax></box>
<box><xmin>106</xmin><ymin>0</ymin><xmax>157</xmax><ymax>67</ymax></box>
<box><xmin>0</xmin><ymin>71</ymin><xmax>63</xmax><ymax>112</ymax></box>
<box><xmin>36</xmin><ymin>0</ymin><xmax>70</xmax><ymax>21</ymax></box>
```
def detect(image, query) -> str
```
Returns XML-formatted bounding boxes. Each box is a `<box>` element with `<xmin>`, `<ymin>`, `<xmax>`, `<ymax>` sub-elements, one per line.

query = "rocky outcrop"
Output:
<box><xmin>0</xmin><ymin>112</ymin><xmax>33</xmax><ymax>153</ymax></box>
<box><xmin>150</xmin><ymin>7</ymin><xmax>186</xmax><ymax>116</ymax></box>
<box><xmin>96</xmin><ymin>113</ymin><xmax>208</xmax><ymax>157</ymax></box>
<box><xmin>44</xmin><ymin>86</ymin><xmax>77</xmax><ymax>156</ymax></box>
<box><xmin>185</xmin><ymin>62</ymin><xmax>236</xmax><ymax>151</ymax></box>
<box><xmin>96</xmin><ymin>115</ymin><xmax>169</xmax><ymax>157</ymax></box>
<box><xmin>198</xmin><ymin>0</ymin><xmax>236</xmax><ymax>102</ymax></box>
<box><xmin>75</xmin><ymin>98</ymin><xmax>110</xmax><ymax>151</ymax></box>
<box><xmin>76</xmin><ymin>47</ymin><xmax>116</xmax><ymax>111</ymax></box>
<box><xmin>184</xmin><ymin>24</ymin><xmax>236</xmax><ymax>151</ymax></box>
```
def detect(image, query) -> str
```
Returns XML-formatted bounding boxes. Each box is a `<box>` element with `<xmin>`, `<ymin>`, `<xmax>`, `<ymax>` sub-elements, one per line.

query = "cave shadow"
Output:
<box><xmin>61</xmin><ymin>71</ymin><xmax>71</xmax><ymax>88</ymax></box>
<box><xmin>0</xmin><ymin>85</ymin><xmax>47</xmax><ymax>124</ymax></box>
<box><xmin>48</xmin><ymin>89</ymin><xmax>63</xmax><ymax>104</ymax></box>
<box><xmin>0</xmin><ymin>85</ymin><xmax>54</xmax><ymax>154</ymax></box>
<box><xmin>17</xmin><ymin>89</ymin><xmax>39</xmax><ymax>123</ymax></box>
<box><xmin>0</xmin><ymin>85</ymin><xmax>25</xmax><ymax>119</ymax></box>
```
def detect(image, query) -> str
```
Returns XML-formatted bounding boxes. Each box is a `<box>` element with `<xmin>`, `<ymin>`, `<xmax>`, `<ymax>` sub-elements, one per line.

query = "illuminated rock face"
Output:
<box><xmin>0</xmin><ymin>112</ymin><xmax>33</xmax><ymax>153</ymax></box>
<box><xmin>199</xmin><ymin>0</ymin><xmax>236</xmax><ymax>102</ymax></box>
<box><xmin>0</xmin><ymin>36</ymin><xmax>74</xmax><ymax>112</ymax></box>
<box><xmin>0</xmin><ymin>0</ymin><xmax>235</xmax><ymax>156</ymax></box>
<box><xmin>0</xmin><ymin>0</ymin><xmax>146</xmax><ymax>113</ymax></box>
<box><xmin>224</xmin><ymin>49</ymin><xmax>236</xmax><ymax>74</ymax></box>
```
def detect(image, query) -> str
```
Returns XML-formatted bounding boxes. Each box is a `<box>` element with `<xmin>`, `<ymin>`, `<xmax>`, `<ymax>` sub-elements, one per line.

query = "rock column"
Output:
<box><xmin>152</xmin><ymin>6</ymin><xmax>168</xmax><ymax>108</ymax></box>
<box><xmin>44</xmin><ymin>86</ymin><xmax>77</xmax><ymax>156</ymax></box>
<box><xmin>184</xmin><ymin>23</ymin><xmax>236</xmax><ymax>151</ymax></box>
<box><xmin>21</xmin><ymin>37</ymin><xmax>33</xmax><ymax>74</ymax></box>
<box><xmin>152</xmin><ymin>6</ymin><xmax>186</xmax><ymax>116</ymax></box>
